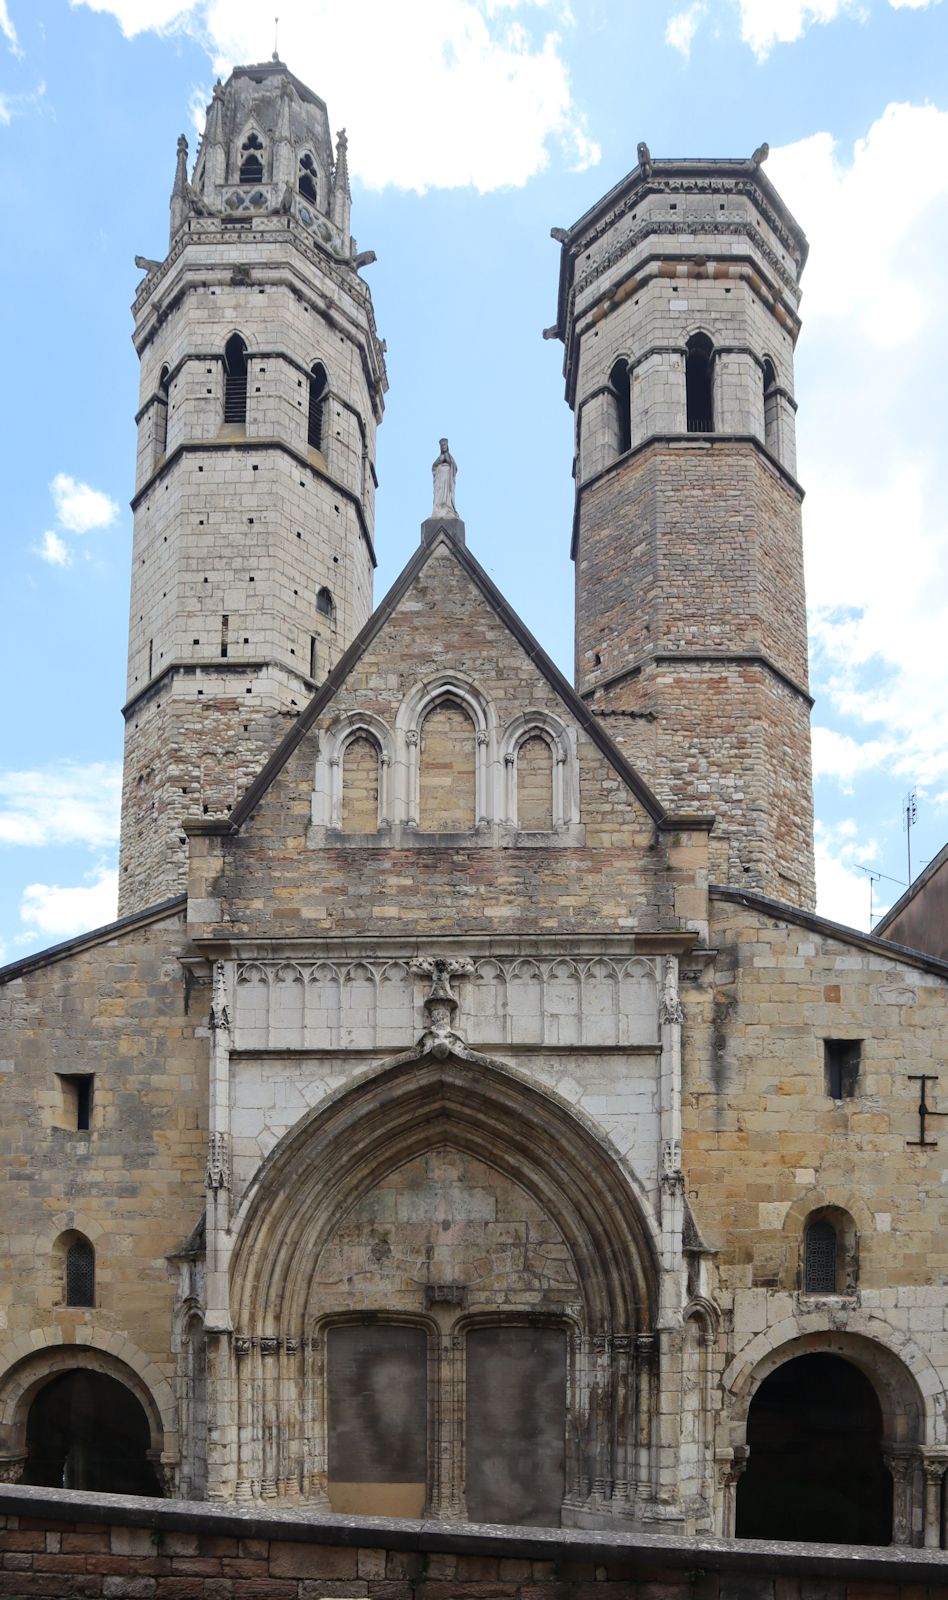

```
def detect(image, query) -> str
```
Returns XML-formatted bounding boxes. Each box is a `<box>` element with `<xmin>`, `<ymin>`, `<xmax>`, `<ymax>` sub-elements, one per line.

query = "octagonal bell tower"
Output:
<box><xmin>554</xmin><ymin>149</ymin><xmax>815</xmax><ymax>907</ymax></box>
<box><xmin>119</xmin><ymin>60</ymin><xmax>387</xmax><ymax>914</ymax></box>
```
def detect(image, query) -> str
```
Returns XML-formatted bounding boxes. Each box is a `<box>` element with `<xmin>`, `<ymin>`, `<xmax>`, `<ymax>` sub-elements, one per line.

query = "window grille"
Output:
<box><xmin>804</xmin><ymin>1219</ymin><xmax>837</xmax><ymax>1293</ymax></box>
<box><xmin>66</xmin><ymin>1238</ymin><xmax>95</xmax><ymax>1307</ymax></box>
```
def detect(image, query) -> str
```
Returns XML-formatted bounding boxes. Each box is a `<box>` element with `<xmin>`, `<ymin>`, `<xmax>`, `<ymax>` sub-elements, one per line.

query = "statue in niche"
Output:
<box><xmin>431</xmin><ymin>438</ymin><xmax>458</xmax><ymax>517</ymax></box>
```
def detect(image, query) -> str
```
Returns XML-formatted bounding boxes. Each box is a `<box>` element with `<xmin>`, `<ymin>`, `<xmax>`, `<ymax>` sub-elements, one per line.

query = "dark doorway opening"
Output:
<box><xmin>736</xmin><ymin>1353</ymin><xmax>892</xmax><ymax>1544</ymax></box>
<box><xmin>24</xmin><ymin>1370</ymin><xmax>161</xmax><ymax>1495</ymax></box>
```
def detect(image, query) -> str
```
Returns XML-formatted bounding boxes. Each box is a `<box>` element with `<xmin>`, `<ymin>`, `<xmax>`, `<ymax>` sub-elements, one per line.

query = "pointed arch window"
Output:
<box><xmin>342</xmin><ymin>735</ymin><xmax>381</xmax><ymax>833</ymax></box>
<box><xmin>762</xmin><ymin>355</ymin><xmax>779</xmax><ymax>455</ymax></box>
<box><xmin>686</xmin><ymin>333</ymin><xmax>714</xmax><ymax>434</ymax></box>
<box><xmin>609</xmin><ymin>358</ymin><xmax>632</xmax><ymax>456</ymax></box>
<box><xmin>223</xmin><ymin>335</ymin><xmax>248</xmax><ymax>426</ymax></box>
<box><xmin>420</xmin><ymin>698</ymin><xmax>476</xmax><ymax>832</ymax></box>
<box><xmin>65</xmin><ymin>1236</ymin><xmax>95</xmax><ymax>1308</ymax></box>
<box><xmin>239</xmin><ymin>132</ymin><xmax>264</xmax><ymax>185</ymax></box>
<box><xmin>299</xmin><ymin>153</ymin><xmax>319</xmax><ymax>205</ymax></box>
<box><xmin>316</xmin><ymin>586</ymin><xmax>335</xmax><ymax>620</ymax></box>
<box><xmin>308</xmin><ymin>362</ymin><xmax>328</xmax><ymax>451</ymax></box>
<box><xmin>153</xmin><ymin>364</ymin><xmax>170</xmax><ymax>462</ymax></box>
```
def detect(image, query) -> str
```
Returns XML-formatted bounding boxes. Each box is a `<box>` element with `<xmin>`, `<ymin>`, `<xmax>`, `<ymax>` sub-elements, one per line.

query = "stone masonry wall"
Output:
<box><xmin>0</xmin><ymin>911</ymin><xmax>207</xmax><ymax>1468</ymax></box>
<box><xmin>687</xmin><ymin>894</ymin><xmax>948</xmax><ymax>1466</ymax></box>
<box><xmin>3</xmin><ymin>1485</ymin><xmax>948</xmax><ymax>1600</ymax></box>
<box><xmin>577</xmin><ymin>441</ymin><xmax>813</xmax><ymax>905</ymax></box>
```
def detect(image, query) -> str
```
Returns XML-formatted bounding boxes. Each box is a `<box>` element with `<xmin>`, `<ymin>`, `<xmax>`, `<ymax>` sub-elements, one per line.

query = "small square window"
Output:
<box><xmin>58</xmin><ymin>1073</ymin><xmax>94</xmax><ymax>1130</ymax></box>
<box><xmin>824</xmin><ymin>1040</ymin><xmax>860</xmax><ymax>1099</ymax></box>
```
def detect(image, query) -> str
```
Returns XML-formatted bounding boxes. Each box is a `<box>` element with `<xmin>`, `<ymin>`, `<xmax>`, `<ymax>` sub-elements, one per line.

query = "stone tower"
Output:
<box><xmin>118</xmin><ymin>60</ymin><xmax>387</xmax><ymax>914</ymax></box>
<box><xmin>554</xmin><ymin>151</ymin><xmax>815</xmax><ymax>907</ymax></box>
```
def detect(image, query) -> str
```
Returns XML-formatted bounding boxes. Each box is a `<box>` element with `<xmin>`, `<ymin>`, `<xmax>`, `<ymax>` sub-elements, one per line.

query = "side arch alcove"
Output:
<box><xmin>225</xmin><ymin>1053</ymin><xmax>661</xmax><ymax>1518</ymax></box>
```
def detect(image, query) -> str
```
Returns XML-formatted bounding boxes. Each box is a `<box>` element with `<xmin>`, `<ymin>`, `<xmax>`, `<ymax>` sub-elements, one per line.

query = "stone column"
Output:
<box><xmin>922</xmin><ymin>1455</ymin><xmax>946</xmax><ymax>1549</ymax></box>
<box><xmin>635</xmin><ymin>1333</ymin><xmax>656</xmax><ymax>1500</ymax></box>
<box><xmin>234</xmin><ymin>1336</ymin><xmax>254</xmax><ymax>1501</ymax></box>
<box><xmin>715</xmin><ymin>1448</ymin><xmax>748</xmax><ymax>1538</ymax></box>
<box><xmin>260</xmin><ymin>1337</ymin><xmax>280</xmax><ymax>1498</ymax></box>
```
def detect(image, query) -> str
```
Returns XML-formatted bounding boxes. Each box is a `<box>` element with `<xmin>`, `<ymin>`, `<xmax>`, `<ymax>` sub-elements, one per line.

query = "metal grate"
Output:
<box><xmin>804</xmin><ymin>1219</ymin><xmax>837</xmax><ymax>1293</ymax></box>
<box><xmin>66</xmin><ymin>1239</ymin><xmax>95</xmax><ymax>1307</ymax></box>
<box><xmin>687</xmin><ymin>417</ymin><xmax>713</xmax><ymax>434</ymax></box>
<box><xmin>223</xmin><ymin>374</ymin><xmax>247</xmax><ymax>424</ymax></box>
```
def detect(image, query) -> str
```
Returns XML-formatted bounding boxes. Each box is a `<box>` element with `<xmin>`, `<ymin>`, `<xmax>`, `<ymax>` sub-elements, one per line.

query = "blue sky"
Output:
<box><xmin>2</xmin><ymin>0</ymin><xmax>947</xmax><ymax>960</ymax></box>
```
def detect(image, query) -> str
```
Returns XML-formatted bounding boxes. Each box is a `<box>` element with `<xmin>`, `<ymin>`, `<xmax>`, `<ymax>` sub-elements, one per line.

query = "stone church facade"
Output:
<box><xmin>3</xmin><ymin>59</ymin><xmax>948</xmax><ymax>1548</ymax></box>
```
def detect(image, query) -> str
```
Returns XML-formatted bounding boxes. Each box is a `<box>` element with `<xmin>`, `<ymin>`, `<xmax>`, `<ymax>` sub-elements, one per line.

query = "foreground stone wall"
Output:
<box><xmin>3</xmin><ymin>1484</ymin><xmax>948</xmax><ymax>1600</ymax></box>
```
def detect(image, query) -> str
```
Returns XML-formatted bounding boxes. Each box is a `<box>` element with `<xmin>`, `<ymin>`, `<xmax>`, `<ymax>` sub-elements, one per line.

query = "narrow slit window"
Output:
<box><xmin>762</xmin><ymin>356</ymin><xmax>779</xmax><ymax>454</ymax></box>
<box><xmin>65</xmin><ymin>1237</ymin><xmax>95</xmax><ymax>1307</ymax></box>
<box><xmin>154</xmin><ymin>365</ymin><xmax>170</xmax><ymax>460</ymax></box>
<box><xmin>308</xmin><ymin>362</ymin><xmax>328</xmax><ymax>451</ymax></box>
<box><xmin>309</xmin><ymin>636</ymin><xmax>318</xmax><ymax>679</ymax></box>
<box><xmin>804</xmin><ymin>1218</ymin><xmax>838</xmax><ymax>1293</ymax></box>
<box><xmin>223</xmin><ymin>335</ymin><xmax>248</xmax><ymax>426</ymax></box>
<box><xmin>686</xmin><ymin>333</ymin><xmax>714</xmax><ymax>433</ymax></box>
<box><xmin>239</xmin><ymin>132</ymin><xmax>264</xmax><ymax>185</ymax></box>
<box><xmin>609</xmin><ymin>358</ymin><xmax>632</xmax><ymax>456</ymax></box>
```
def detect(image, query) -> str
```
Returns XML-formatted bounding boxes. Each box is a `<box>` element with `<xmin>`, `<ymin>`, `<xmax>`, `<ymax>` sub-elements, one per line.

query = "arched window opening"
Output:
<box><xmin>154</xmin><ymin>365</ymin><xmax>170</xmax><ymax>460</ymax></box>
<box><xmin>804</xmin><ymin>1217</ymin><xmax>838</xmax><ymax>1293</ymax></box>
<box><xmin>609</xmin><ymin>358</ymin><xmax>632</xmax><ymax>456</ymax></box>
<box><xmin>762</xmin><ymin>355</ymin><xmax>779</xmax><ymax>454</ymax></box>
<box><xmin>299</xmin><ymin>153</ymin><xmax>319</xmax><ymax>204</ymax></box>
<box><xmin>308</xmin><ymin>362</ymin><xmax>328</xmax><ymax>451</ymax></box>
<box><xmin>24</xmin><ymin>1370</ymin><xmax>161</xmax><ymax>1495</ymax></box>
<box><xmin>239</xmin><ymin>132</ymin><xmax>264</xmax><ymax>185</ymax></box>
<box><xmin>517</xmin><ymin>736</ymin><xmax>554</xmax><ymax>830</ymax></box>
<box><xmin>65</xmin><ymin>1236</ymin><xmax>95</xmax><ymax>1308</ymax></box>
<box><xmin>327</xmin><ymin>1324</ymin><xmax>427</xmax><ymax>1516</ymax></box>
<box><xmin>419</xmin><ymin>698</ymin><xmax>476</xmax><ymax>832</ymax></box>
<box><xmin>316</xmin><ymin>585</ymin><xmax>335</xmax><ymax>619</ymax></box>
<box><xmin>223</xmin><ymin>334</ymin><xmax>248</xmax><ymax>426</ymax></box>
<box><xmin>686</xmin><ymin>333</ymin><xmax>714</xmax><ymax>434</ymax></box>
<box><xmin>342</xmin><ymin>736</ymin><xmax>380</xmax><ymax>833</ymax></box>
<box><xmin>736</xmin><ymin>1354</ymin><xmax>891</xmax><ymax>1543</ymax></box>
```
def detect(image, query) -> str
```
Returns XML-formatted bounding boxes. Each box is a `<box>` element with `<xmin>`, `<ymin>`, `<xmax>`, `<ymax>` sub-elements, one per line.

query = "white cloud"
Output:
<box><xmin>737</xmin><ymin>0</ymin><xmax>860</xmax><ymax>56</ymax></box>
<box><xmin>0</xmin><ymin>0</ymin><xmax>21</xmax><ymax>54</ymax></box>
<box><xmin>762</xmin><ymin>105</ymin><xmax>948</xmax><ymax>795</ymax></box>
<box><xmin>889</xmin><ymin>0</ymin><xmax>941</xmax><ymax>8</ymax></box>
<box><xmin>20</xmin><ymin>868</ymin><xmax>119</xmax><ymax>940</ymax></box>
<box><xmin>0</xmin><ymin>762</ymin><xmax>122</xmax><ymax>850</ymax></box>
<box><xmin>814</xmin><ymin>819</ymin><xmax>882</xmax><ymax>930</ymax></box>
<box><xmin>0</xmin><ymin>82</ymin><xmax>46</xmax><ymax>125</ymax></box>
<box><xmin>666</xmin><ymin>3</ymin><xmax>705</xmax><ymax>57</ymax></box>
<box><xmin>70</xmin><ymin>0</ymin><xmax>598</xmax><ymax>192</ymax></box>
<box><xmin>50</xmin><ymin>472</ymin><xmax>119</xmax><ymax>534</ymax></box>
<box><xmin>34</xmin><ymin>530</ymin><xmax>72</xmax><ymax>568</ymax></box>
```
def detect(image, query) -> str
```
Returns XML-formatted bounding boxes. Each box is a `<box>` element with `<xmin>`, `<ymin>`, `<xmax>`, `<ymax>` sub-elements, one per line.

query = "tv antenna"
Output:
<box><xmin>855</xmin><ymin>864</ymin><xmax>906</xmax><ymax>930</ymax></box>
<box><xmin>903</xmin><ymin>788</ymin><xmax>918</xmax><ymax>884</ymax></box>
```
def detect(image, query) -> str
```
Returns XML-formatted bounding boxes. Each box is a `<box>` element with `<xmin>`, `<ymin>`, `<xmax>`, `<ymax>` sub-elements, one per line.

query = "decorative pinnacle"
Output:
<box><xmin>334</xmin><ymin>127</ymin><xmax>350</xmax><ymax>195</ymax></box>
<box><xmin>172</xmin><ymin>134</ymin><xmax>189</xmax><ymax>196</ymax></box>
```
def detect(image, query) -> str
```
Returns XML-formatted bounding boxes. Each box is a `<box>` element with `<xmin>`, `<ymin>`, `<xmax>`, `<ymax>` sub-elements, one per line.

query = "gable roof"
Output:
<box><xmin>186</xmin><ymin>530</ymin><xmax>714</xmax><ymax>842</ymax></box>
<box><xmin>711</xmin><ymin>883</ymin><xmax>948</xmax><ymax>982</ymax></box>
<box><xmin>0</xmin><ymin>894</ymin><xmax>187</xmax><ymax>986</ymax></box>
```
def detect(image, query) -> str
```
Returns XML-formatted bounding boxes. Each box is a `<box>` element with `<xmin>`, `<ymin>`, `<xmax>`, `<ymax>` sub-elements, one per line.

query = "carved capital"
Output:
<box><xmin>284</xmin><ymin>1336</ymin><xmax>301</xmax><ymax>1355</ymax></box>
<box><xmin>405</xmin><ymin>729</ymin><xmax>419</xmax><ymax>748</ymax></box>
<box><xmin>259</xmin><ymin>1336</ymin><xmax>281</xmax><ymax>1357</ymax></box>
<box><xmin>234</xmin><ymin>1335</ymin><xmax>253</xmax><ymax>1358</ymax></box>
<box><xmin>0</xmin><ymin>1457</ymin><xmax>25</xmax><ymax>1484</ymax></box>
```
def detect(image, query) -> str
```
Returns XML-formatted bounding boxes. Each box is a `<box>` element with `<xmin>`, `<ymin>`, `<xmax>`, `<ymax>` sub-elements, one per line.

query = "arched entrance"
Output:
<box><xmin>24</xmin><ymin>1371</ymin><xmax>161</xmax><ymax>1494</ymax></box>
<box><xmin>737</xmin><ymin>1353</ymin><xmax>892</xmax><ymax>1544</ymax></box>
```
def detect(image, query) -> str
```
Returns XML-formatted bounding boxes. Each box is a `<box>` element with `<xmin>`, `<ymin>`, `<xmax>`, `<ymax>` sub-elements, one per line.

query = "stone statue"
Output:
<box><xmin>432</xmin><ymin>438</ymin><xmax>458</xmax><ymax>517</ymax></box>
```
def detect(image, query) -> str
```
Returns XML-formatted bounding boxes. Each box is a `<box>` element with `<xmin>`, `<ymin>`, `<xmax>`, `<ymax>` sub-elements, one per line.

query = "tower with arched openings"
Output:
<box><xmin>553</xmin><ymin>152</ymin><xmax>814</xmax><ymax>906</ymax></box>
<box><xmin>119</xmin><ymin>61</ymin><xmax>386</xmax><ymax>914</ymax></box>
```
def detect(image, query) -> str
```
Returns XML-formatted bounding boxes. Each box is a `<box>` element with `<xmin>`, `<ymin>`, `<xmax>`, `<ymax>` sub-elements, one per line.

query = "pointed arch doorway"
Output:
<box><xmin>736</xmin><ymin>1353</ymin><xmax>892</xmax><ymax>1544</ymax></box>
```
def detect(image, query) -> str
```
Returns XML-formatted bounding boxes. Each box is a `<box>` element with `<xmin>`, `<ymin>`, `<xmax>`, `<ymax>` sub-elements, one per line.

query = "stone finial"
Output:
<box><xmin>332</xmin><ymin>127</ymin><xmax>351</xmax><ymax>235</ymax></box>
<box><xmin>421</xmin><ymin>437</ymin><xmax>465</xmax><ymax>545</ymax></box>
<box><xmin>751</xmin><ymin>141</ymin><xmax>770</xmax><ymax>167</ymax></box>
<box><xmin>637</xmin><ymin>140</ymin><xmax>652</xmax><ymax>177</ymax></box>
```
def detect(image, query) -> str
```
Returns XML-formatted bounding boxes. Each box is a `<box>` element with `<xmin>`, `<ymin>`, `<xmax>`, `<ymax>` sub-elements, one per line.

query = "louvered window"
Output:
<box><xmin>223</xmin><ymin>335</ymin><xmax>248</xmax><ymax>425</ymax></box>
<box><xmin>66</xmin><ymin>1238</ymin><xmax>95</xmax><ymax>1307</ymax></box>
<box><xmin>308</xmin><ymin>362</ymin><xmax>328</xmax><ymax>451</ymax></box>
<box><xmin>804</xmin><ymin>1219</ymin><xmax>837</xmax><ymax>1293</ymax></box>
<box><xmin>240</xmin><ymin>133</ymin><xmax>264</xmax><ymax>184</ymax></box>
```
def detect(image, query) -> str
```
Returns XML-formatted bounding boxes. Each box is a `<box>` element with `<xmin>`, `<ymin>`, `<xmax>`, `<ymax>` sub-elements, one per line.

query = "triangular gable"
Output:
<box><xmin>204</xmin><ymin>530</ymin><xmax>712</xmax><ymax>839</ymax></box>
